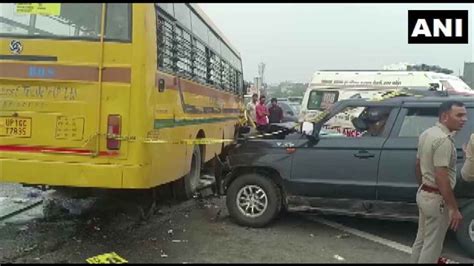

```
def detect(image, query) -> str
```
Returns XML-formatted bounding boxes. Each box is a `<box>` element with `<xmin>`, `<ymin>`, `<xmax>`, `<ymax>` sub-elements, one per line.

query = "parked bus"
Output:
<box><xmin>0</xmin><ymin>3</ymin><xmax>244</xmax><ymax>199</ymax></box>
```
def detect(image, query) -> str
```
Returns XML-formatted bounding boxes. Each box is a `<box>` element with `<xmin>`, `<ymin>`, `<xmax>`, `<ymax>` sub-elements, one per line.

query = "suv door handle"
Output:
<box><xmin>354</xmin><ymin>151</ymin><xmax>375</xmax><ymax>159</ymax></box>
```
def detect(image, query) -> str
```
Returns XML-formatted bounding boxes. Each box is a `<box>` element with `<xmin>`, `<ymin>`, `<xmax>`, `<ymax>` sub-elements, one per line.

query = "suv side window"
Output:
<box><xmin>322</xmin><ymin>105</ymin><xmax>395</xmax><ymax>138</ymax></box>
<box><xmin>398</xmin><ymin>108</ymin><xmax>438</xmax><ymax>137</ymax></box>
<box><xmin>396</xmin><ymin>106</ymin><xmax>472</xmax><ymax>148</ymax></box>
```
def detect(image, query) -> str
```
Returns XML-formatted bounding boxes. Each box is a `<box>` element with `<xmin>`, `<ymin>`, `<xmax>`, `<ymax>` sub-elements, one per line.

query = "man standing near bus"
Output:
<box><xmin>268</xmin><ymin>98</ymin><xmax>283</xmax><ymax>124</ymax></box>
<box><xmin>246</xmin><ymin>93</ymin><xmax>258</xmax><ymax>126</ymax></box>
<box><xmin>256</xmin><ymin>95</ymin><xmax>269</xmax><ymax>133</ymax></box>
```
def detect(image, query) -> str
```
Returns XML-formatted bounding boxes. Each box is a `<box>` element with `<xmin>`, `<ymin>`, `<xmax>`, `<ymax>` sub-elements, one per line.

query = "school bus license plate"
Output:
<box><xmin>0</xmin><ymin>117</ymin><xmax>32</xmax><ymax>137</ymax></box>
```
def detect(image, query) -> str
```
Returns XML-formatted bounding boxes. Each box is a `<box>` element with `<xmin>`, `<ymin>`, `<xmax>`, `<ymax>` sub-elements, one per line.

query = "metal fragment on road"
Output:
<box><xmin>23</xmin><ymin>244</ymin><xmax>38</xmax><ymax>252</ymax></box>
<box><xmin>172</xmin><ymin>239</ymin><xmax>188</xmax><ymax>243</ymax></box>
<box><xmin>27</xmin><ymin>190</ymin><xmax>41</xmax><ymax>198</ymax></box>
<box><xmin>18</xmin><ymin>225</ymin><xmax>28</xmax><ymax>231</ymax></box>
<box><xmin>13</xmin><ymin>198</ymin><xmax>29</xmax><ymax>204</ymax></box>
<box><xmin>336</xmin><ymin>233</ymin><xmax>350</xmax><ymax>239</ymax></box>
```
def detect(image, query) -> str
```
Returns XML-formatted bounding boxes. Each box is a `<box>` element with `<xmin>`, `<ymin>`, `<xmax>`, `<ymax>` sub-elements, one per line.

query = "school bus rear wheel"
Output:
<box><xmin>172</xmin><ymin>145</ymin><xmax>202</xmax><ymax>200</ymax></box>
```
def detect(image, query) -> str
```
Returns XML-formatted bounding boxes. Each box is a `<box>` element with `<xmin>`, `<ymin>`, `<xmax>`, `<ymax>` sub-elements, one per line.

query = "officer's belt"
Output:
<box><xmin>420</xmin><ymin>184</ymin><xmax>440</xmax><ymax>194</ymax></box>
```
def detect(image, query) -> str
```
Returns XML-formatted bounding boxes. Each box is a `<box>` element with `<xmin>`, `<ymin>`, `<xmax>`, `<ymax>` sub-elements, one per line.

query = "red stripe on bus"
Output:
<box><xmin>179</xmin><ymin>78</ymin><xmax>238</xmax><ymax>101</ymax></box>
<box><xmin>0</xmin><ymin>145</ymin><xmax>119</xmax><ymax>156</ymax></box>
<box><xmin>155</xmin><ymin>72</ymin><xmax>240</xmax><ymax>102</ymax></box>
<box><xmin>102</xmin><ymin>67</ymin><xmax>131</xmax><ymax>83</ymax></box>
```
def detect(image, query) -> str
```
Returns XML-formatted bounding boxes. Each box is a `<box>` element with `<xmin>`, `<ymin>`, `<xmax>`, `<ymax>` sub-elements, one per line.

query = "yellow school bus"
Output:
<box><xmin>0</xmin><ymin>3</ymin><xmax>244</xmax><ymax>198</ymax></box>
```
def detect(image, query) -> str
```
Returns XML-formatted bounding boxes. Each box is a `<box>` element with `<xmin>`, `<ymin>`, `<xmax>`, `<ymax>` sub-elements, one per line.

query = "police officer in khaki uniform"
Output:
<box><xmin>461</xmin><ymin>133</ymin><xmax>474</xmax><ymax>181</ymax></box>
<box><xmin>411</xmin><ymin>101</ymin><xmax>467</xmax><ymax>263</ymax></box>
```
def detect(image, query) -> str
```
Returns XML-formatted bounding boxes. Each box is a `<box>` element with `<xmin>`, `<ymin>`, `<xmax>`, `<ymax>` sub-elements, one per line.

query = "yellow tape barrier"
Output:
<box><xmin>86</xmin><ymin>252</ymin><xmax>128</xmax><ymax>264</ymax></box>
<box><xmin>82</xmin><ymin>89</ymin><xmax>416</xmax><ymax>146</ymax></box>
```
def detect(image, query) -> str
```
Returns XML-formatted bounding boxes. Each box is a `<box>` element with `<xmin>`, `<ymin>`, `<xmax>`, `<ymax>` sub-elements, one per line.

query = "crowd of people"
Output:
<box><xmin>245</xmin><ymin>93</ymin><xmax>284</xmax><ymax>133</ymax></box>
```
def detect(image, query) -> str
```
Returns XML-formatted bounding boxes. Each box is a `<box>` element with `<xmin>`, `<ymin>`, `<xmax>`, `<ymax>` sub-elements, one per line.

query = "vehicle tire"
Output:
<box><xmin>173</xmin><ymin>145</ymin><xmax>202</xmax><ymax>200</ymax></box>
<box><xmin>456</xmin><ymin>203</ymin><xmax>474</xmax><ymax>258</ymax></box>
<box><xmin>226</xmin><ymin>173</ymin><xmax>281</xmax><ymax>228</ymax></box>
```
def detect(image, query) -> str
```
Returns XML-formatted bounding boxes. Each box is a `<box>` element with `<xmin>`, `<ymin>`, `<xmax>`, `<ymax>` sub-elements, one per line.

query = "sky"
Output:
<box><xmin>199</xmin><ymin>3</ymin><xmax>474</xmax><ymax>84</ymax></box>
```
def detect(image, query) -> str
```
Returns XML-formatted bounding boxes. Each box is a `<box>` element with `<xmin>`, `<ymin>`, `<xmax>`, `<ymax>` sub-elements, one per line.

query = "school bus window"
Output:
<box><xmin>191</xmin><ymin>12</ymin><xmax>208</xmax><ymax>45</ymax></box>
<box><xmin>222</xmin><ymin>62</ymin><xmax>230</xmax><ymax>91</ymax></box>
<box><xmin>155</xmin><ymin>3</ymin><xmax>243</xmax><ymax>93</ymax></box>
<box><xmin>210</xmin><ymin>55</ymin><xmax>222</xmax><ymax>86</ymax></box>
<box><xmin>230</xmin><ymin>66</ymin><xmax>237</xmax><ymax>92</ymax></box>
<box><xmin>193</xmin><ymin>39</ymin><xmax>207</xmax><ymax>83</ymax></box>
<box><xmin>105</xmin><ymin>3</ymin><xmax>131</xmax><ymax>42</ymax></box>
<box><xmin>156</xmin><ymin>14</ymin><xmax>175</xmax><ymax>73</ymax></box>
<box><xmin>233</xmin><ymin>70</ymin><xmax>240</xmax><ymax>94</ymax></box>
<box><xmin>173</xmin><ymin>3</ymin><xmax>191</xmax><ymax>30</ymax></box>
<box><xmin>156</xmin><ymin>3</ymin><xmax>174</xmax><ymax>16</ymax></box>
<box><xmin>0</xmin><ymin>3</ymin><xmax>131</xmax><ymax>42</ymax></box>
<box><xmin>209</xmin><ymin>31</ymin><xmax>221</xmax><ymax>54</ymax></box>
<box><xmin>175</xmin><ymin>26</ymin><xmax>193</xmax><ymax>78</ymax></box>
<box><xmin>0</xmin><ymin>3</ymin><xmax>102</xmax><ymax>39</ymax></box>
<box><xmin>221</xmin><ymin>44</ymin><xmax>230</xmax><ymax>65</ymax></box>
<box><xmin>223</xmin><ymin>59</ymin><xmax>235</xmax><ymax>91</ymax></box>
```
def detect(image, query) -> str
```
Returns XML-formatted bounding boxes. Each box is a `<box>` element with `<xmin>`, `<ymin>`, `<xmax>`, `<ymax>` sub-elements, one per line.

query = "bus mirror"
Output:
<box><xmin>243</xmin><ymin>81</ymin><xmax>249</xmax><ymax>94</ymax></box>
<box><xmin>158</xmin><ymin>79</ymin><xmax>165</xmax><ymax>93</ymax></box>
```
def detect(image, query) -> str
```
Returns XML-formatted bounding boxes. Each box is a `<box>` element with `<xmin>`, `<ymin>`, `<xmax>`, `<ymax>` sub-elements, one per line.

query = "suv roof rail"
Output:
<box><xmin>404</xmin><ymin>88</ymin><xmax>448</xmax><ymax>97</ymax></box>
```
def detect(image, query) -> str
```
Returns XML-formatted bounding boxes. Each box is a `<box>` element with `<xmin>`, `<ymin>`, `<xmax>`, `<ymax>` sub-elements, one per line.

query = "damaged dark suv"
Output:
<box><xmin>218</xmin><ymin>96</ymin><xmax>474</xmax><ymax>257</ymax></box>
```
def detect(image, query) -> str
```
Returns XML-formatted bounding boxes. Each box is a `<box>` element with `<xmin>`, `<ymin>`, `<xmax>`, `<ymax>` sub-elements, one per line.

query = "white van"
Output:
<box><xmin>299</xmin><ymin>70</ymin><xmax>474</xmax><ymax>123</ymax></box>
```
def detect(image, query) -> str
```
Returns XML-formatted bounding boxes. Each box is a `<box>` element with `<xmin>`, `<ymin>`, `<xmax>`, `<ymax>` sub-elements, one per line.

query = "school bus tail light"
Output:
<box><xmin>107</xmin><ymin>115</ymin><xmax>121</xmax><ymax>150</ymax></box>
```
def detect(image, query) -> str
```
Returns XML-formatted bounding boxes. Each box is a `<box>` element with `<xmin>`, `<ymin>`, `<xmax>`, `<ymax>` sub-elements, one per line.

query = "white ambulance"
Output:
<box><xmin>299</xmin><ymin>70</ymin><xmax>474</xmax><ymax>124</ymax></box>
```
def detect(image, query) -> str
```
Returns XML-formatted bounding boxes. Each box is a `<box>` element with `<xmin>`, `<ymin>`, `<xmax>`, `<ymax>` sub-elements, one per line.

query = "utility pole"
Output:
<box><xmin>257</xmin><ymin>62</ymin><xmax>265</xmax><ymax>97</ymax></box>
<box><xmin>254</xmin><ymin>76</ymin><xmax>260</xmax><ymax>98</ymax></box>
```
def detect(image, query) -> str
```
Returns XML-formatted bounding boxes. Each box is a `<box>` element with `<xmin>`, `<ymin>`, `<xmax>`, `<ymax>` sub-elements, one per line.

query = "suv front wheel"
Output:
<box><xmin>226</xmin><ymin>173</ymin><xmax>282</xmax><ymax>228</ymax></box>
<box><xmin>456</xmin><ymin>203</ymin><xmax>474</xmax><ymax>257</ymax></box>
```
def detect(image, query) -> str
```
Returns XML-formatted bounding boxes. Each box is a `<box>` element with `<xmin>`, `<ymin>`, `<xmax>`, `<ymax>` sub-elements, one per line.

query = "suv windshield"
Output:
<box><xmin>0</xmin><ymin>3</ymin><xmax>131</xmax><ymax>41</ymax></box>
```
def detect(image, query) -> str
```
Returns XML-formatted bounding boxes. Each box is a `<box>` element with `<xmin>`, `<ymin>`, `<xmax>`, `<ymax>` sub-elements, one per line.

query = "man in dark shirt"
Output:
<box><xmin>268</xmin><ymin>98</ymin><xmax>283</xmax><ymax>124</ymax></box>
